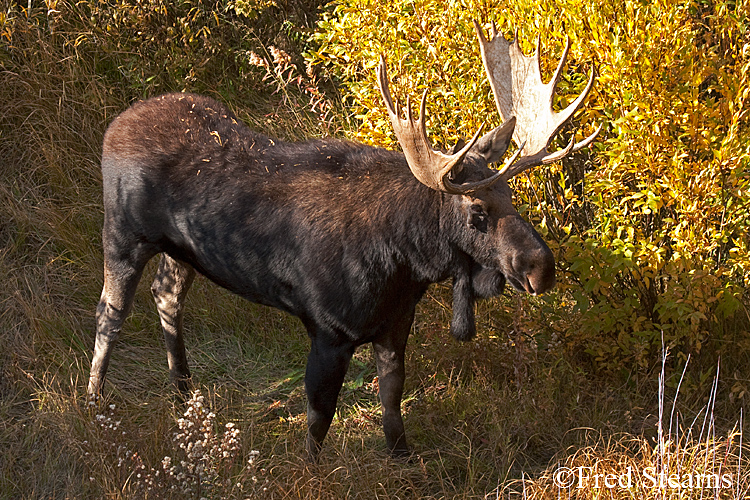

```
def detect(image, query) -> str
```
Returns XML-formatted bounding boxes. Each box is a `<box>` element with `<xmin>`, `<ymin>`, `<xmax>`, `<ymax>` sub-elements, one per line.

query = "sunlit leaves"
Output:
<box><xmin>312</xmin><ymin>0</ymin><xmax>750</xmax><ymax>372</ymax></box>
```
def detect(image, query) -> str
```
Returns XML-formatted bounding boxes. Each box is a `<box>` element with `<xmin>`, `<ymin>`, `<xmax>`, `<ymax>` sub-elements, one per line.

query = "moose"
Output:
<box><xmin>88</xmin><ymin>21</ymin><xmax>599</xmax><ymax>460</ymax></box>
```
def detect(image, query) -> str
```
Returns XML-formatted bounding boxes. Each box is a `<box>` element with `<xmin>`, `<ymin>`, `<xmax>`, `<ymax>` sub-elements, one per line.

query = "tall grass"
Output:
<box><xmin>1</xmin><ymin>1</ymin><xmax>749</xmax><ymax>498</ymax></box>
<box><xmin>502</xmin><ymin>347</ymin><xmax>750</xmax><ymax>499</ymax></box>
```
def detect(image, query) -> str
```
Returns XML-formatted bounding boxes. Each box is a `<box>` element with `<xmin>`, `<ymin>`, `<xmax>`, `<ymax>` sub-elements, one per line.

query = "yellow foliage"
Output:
<box><xmin>312</xmin><ymin>0</ymin><xmax>750</xmax><ymax>371</ymax></box>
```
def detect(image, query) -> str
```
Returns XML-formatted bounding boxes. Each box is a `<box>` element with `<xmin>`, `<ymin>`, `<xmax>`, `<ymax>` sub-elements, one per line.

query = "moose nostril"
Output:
<box><xmin>520</xmin><ymin>248</ymin><xmax>556</xmax><ymax>295</ymax></box>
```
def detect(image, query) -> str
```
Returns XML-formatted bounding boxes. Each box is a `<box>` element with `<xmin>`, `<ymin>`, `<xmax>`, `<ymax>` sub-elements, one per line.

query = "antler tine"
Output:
<box><xmin>377</xmin><ymin>56</ymin><xmax>489</xmax><ymax>195</ymax></box>
<box><xmin>542</xmin><ymin>135</ymin><xmax>576</xmax><ymax>165</ymax></box>
<box><xmin>474</xmin><ymin>21</ymin><xmax>599</xmax><ymax>177</ymax></box>
<box><xmin>533</xmin><ymin>34</ymin><xmax>543</xmax><ymax>84</ymax></box>
<box><xmin>539</xmin><ymin>66</ymin><xmax>600</xmax><ymax>165</ymax></box>
<box><xmin>553</xmin><ymin>63</ymin><xmax>595</xmax><ymax>132</ymax></box>
<box><xmin>548</xmin><ymin>36</ymin><xmax>572</xmax><ymax>106</ymax></box>
<box><xmin>475</xmin><ymin>19</ymin><xmax>487</xmax><ymax>43</ymax></box>
<box><xmin>543</xmin><ymin>122</ymin><xmax>602</xmax><ymax>164</ymax></box>
<box><xmin>378</xmin><ymin>55</ymin><xmax>401</xmax><ymax>129</ymax></box>
<box><xmin>496</xmin><ymin>137</ymin><xmax>525</xmax><ymax>176</ymax></box>
<box><xmin>571</xmin><ymin>122</ymin><xmax>602</xmax><ymax>152</ymax></box>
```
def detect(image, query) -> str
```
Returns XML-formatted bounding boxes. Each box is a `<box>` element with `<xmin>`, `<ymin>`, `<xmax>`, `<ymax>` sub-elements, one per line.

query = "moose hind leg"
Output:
<box><xmin>88</xmin><ymin>245</ymin><xmax>155</xmax><ymax>396</ymax></box>
<box><xmin>151</xmin><ymin>254</ymin><xmax>196</xmax><ymax>395</ymax></box>
<box><xmin>304</xmin><ymin>337</ymin><xmax>354</xmax><ymax>461</ymax></box>
<box><xmin>373</xmin><ymin>320</ymin><xmax>411</xmax><ymax>457</ymax></box>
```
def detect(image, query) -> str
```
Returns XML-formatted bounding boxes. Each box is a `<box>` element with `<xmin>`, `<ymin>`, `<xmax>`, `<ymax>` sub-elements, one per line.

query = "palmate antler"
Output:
<box><xmin>474</xmin><ymin>21</ymin><xmax>601</xmax><ymax>177</ymax></box>
<box><xmin>376</xmin><ymin>56</ymin><xmax>522</xmax><ymax>194</ymax></box>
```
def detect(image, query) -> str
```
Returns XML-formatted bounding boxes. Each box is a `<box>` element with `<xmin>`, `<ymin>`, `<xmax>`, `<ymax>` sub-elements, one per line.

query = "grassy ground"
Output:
<box><xmin>1</xmin><ymin>1</ymin><xmax>749</xmax><ymax>498</ymax></box>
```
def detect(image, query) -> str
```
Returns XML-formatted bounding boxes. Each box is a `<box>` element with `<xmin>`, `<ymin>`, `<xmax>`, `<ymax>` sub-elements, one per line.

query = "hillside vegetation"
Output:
<box><xmin>1</xmin><ymin>0</ymin><xmax>749</xmax><ymax>498</ymax></box>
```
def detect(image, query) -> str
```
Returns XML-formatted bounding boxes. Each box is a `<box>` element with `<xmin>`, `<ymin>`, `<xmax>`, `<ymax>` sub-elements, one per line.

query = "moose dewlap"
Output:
<box><xmin>88</xmin><ymin>21</ymin><xmax>598</xmax><ymax>461</ymax></box>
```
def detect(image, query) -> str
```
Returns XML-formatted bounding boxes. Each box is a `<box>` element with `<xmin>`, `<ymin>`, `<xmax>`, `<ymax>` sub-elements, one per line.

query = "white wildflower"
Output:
<box><xmin>269</xmin><ymin>45</ymin><xmax>291</xmax><ymax>66</ymax></box>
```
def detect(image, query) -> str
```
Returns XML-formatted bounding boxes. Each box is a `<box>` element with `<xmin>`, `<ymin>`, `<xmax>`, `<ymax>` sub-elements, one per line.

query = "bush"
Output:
<box><xmin>310</xmin><ymin>0</ymin><xmax>750</xmax><ymax>374</ymax></box>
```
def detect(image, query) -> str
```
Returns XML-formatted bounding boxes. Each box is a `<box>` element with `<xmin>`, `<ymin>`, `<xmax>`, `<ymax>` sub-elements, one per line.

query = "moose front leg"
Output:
<box><xmin>304</xmin><ymin>337</ymin><xmax>354</xmax><ymax>461</ymax></box>
<box><xmin>372</xmin><ymin>315</ymin><xmax>412</xmax><ymax>457</ymax></box>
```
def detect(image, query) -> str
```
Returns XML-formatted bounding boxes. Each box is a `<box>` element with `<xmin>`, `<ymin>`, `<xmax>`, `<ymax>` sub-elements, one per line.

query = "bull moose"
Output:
<box><xmin>88</xmin><ymin>22</ymin><xmax>599</xmax><ymax>460</ymax></box>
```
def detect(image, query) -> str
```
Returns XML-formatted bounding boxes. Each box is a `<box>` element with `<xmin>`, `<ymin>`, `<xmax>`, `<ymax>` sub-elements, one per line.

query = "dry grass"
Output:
<box><xmin>1</xmin><ymin>2</ymin><xmax>750</xmax><ymax>499</ymax></box>
<box><xmin>495</xmin><ymin>351</ymin><xmax>750</xmax><ymax>499</ymax></box>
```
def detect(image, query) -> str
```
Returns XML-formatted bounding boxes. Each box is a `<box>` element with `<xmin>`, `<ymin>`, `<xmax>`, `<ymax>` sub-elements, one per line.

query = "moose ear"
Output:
<box><xmin>449</xmin><ymin>138</ymin><xmax>467</xmax><ymax>155</ymax></box>
<box><xmin>471</xmin><ymin>116</ymin><xmax>516</xmax><ymax>165</ymax></box>
<box><xmin>450</xmin><ymin>267</ymin><xmax>476</xmax><ymax>341</ymax></box>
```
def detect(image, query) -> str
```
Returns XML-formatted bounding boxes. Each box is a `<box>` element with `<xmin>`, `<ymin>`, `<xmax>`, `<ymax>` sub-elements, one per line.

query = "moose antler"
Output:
<box><xmin>377</xmin><ymin>56</ymin><xmax>522</xmax><ymax>194</ymax></box>
<box><xmin>474</xmin><ymin>21</ymin><xmax>601</xmax><ymax>177</ymax></box>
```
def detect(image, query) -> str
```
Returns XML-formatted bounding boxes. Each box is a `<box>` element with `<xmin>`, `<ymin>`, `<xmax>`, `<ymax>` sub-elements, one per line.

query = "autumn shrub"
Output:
<box><xmin>310</xmin><ymin>0</ymin><xmax>750</xmax><ymax>374</ymax></box>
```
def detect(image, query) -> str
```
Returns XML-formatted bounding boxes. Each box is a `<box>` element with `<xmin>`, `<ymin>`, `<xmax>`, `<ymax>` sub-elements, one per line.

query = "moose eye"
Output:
<box><xmin>467</xmin><ymin>204</ymin><xmax>488</xmax><ymax>233</ymax></box>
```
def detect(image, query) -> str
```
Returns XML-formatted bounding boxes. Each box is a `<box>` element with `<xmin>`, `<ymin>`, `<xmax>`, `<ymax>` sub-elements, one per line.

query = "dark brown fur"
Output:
<box><xmin>88</xmin><ymin>93</ymin><xmax>555</xmax><ymax>460</ymax></box>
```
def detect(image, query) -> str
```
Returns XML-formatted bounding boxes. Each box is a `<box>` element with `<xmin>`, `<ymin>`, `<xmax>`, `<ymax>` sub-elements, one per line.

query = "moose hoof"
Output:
<box><xmin>389</xmin><ymin>447</ymin><xmax>414</xmax><ymax>460</ymax></box>
<box><xmin>86</xmin><ymin>392</ymin><xmax>101</xmax><ymax>408</ymax></box>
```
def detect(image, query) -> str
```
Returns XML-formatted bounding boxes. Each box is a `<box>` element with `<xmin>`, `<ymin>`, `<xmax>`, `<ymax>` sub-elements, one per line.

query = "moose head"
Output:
<box><xmin>377</xmin><ymin>23</ymin><xmax>600</xmax><ymax>340</ymax></box>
